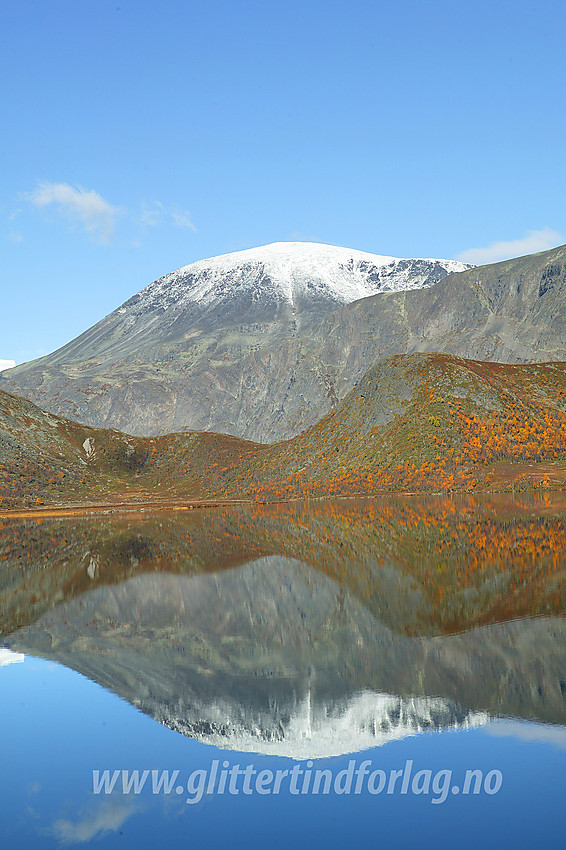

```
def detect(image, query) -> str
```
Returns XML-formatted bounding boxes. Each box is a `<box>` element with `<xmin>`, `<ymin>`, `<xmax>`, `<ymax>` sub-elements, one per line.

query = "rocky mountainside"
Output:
<box><xmin>200</xmin><ymin>241</ymin><xmax>566</xmax><ymax>443</ymax></box>
<box><xmin>0</xmin><ymin>242</ymin><xmax>469</xmax><ymax>440</ymax></box>
<box><xmin>216</xmin><ymin>241</ymin><xmax>566</xmax><ymax>442</ymax></box>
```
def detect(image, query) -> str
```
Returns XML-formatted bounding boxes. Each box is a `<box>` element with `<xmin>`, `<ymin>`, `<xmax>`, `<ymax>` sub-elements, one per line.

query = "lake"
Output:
<box><xmin>1</xmin><ymin>494</ymin><xmax>566</xmax><ymax>848</ymax></box>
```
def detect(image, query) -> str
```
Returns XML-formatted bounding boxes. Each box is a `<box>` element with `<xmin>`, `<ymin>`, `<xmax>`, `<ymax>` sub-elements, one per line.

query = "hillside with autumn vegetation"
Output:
<box><xmin>2</xmin><ymin>352</ymin><xmax>566</xmax><ymax>510</ymax></box>
<box><xmin>0</xmin><ymin>385</ymin><xmax>260</xmax><ymax>509</ymax></box>
<box><xmin>204</xmin><ymin>353</ymin><xmax>566</xmax><ymax>500</ymax></box>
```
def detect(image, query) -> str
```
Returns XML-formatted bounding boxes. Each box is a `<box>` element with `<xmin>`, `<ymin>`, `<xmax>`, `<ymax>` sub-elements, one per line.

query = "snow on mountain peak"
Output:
<box><xmin>125</xmin><ymin>242</ymin><xmax>470</xmax><ymax>315</ymax></box>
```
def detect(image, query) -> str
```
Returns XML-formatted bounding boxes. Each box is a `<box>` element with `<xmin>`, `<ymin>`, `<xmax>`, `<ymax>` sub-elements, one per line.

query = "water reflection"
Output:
<box><xmin>2</xmin><ymin>494</ymin><xmax>566</xmax><ymax>757</ymax></box>
<box><xmin>3</xmin><ymin>493</ymin><xmax>566</xmax><ymax>636</ymax></box>
<box><xmin>0</xmin><ymin>646</ymin><xmax>24</xmax><ymax>666</ymax></box>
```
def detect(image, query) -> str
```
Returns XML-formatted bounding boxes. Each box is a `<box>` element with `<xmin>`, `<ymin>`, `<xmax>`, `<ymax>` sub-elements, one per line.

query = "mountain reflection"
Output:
<box><xmin>2</xmin><ymin>495</ymin><xmax>566</xmax><ymax>756</ymax></box>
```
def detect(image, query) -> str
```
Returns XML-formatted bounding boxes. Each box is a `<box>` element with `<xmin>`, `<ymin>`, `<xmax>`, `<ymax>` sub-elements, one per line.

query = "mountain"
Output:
<box><xmin>0</xmin><ymin>242</ymin><xmax>468</xmax><ymax>440</ymax></box>
<box><xmin>210</xmin><ymin>241</ymin><xmax>566</xmax><ymax>443</ymax></box>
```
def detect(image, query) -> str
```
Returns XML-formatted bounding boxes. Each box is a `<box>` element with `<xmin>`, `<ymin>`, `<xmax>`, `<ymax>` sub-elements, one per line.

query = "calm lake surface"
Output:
<box><xmin>1</xmin><ymin>494</ymin><xmax>566</xmax><ymax>848</ymax></box>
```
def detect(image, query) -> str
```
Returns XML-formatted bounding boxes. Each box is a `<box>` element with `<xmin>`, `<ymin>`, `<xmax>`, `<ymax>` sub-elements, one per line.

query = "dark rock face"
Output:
<box><xmin>3</xmin><ymin>243</ymin><xmax>566</xmax><ymax>442</ymax></box>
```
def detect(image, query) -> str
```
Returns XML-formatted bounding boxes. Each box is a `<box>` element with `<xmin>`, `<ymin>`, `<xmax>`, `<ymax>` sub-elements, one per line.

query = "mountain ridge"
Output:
<box><xmin>127</xmin><ymin>241</ymin><xmax>468</xmax><ymax>310</ymax></box>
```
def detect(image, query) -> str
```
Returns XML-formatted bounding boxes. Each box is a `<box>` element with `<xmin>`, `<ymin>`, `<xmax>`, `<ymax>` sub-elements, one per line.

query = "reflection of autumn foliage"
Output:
<box><xmin>3</xmin><ymin>495</ymin><xmax>565</xmax><ymax>638</ymax></box>
<box><xmin>383</xmin><ymin>497</ymin><xmax>566</xmax><ymax>634</ymax></box>
<box><xmin>244</xmin><ymin>496</ymin><xmax>566</xmax><ymax>635</ymax></box>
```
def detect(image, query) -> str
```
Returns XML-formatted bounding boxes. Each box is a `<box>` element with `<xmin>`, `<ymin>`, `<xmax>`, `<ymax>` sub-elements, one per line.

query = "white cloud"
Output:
<box><xmin>48</xmin><ymin>798</ymin><xmax>139</xmax><ymax>845</ymax></box>
<box><xmin>139</xmin><ymin>201</ymin><xmax>196</xmax><ymax>232</ymax></box>
<box><xmin>0</xmin><ymin>359</ymin><xmax>16</xmax><ymax>372</ymax></box>
<box><xmin>456</xmin><ymin>228</ymin><xmax>563</xmax><ymax>265</ymax></box>
<box><xmin>8</xmin><ymin>230</ymin><xmax>23</xmax><ymax>243</ymax></box>
<box><xmin>23</xmin><ymin>183</ymin><xmax>197</xmax><ymax>244</ymax></box>
<box><xmin>134</xmin><ymin>201</ymin><xmax>197</xmax><ymax>247</ymax></box>
<box><xmin>171</xmin><ymin>206</ymin><xmax>197</xmax><ymax>231</ymax></box>
<box><xmin>139</xmin><ymin>200</ymin><xmax>164</xmax><ymax>227</ymax></box>
<box><xmin>28</xmin><ymin>181</ymin><xmax>119</xmax><ymax>243</ymax></box>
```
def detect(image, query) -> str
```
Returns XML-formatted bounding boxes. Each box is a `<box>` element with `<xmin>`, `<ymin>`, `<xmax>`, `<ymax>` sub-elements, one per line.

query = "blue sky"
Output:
<box><xmin>1</xmin><ymin>0</ymin><xmax>565</xmax><ymax>367</ymax></box>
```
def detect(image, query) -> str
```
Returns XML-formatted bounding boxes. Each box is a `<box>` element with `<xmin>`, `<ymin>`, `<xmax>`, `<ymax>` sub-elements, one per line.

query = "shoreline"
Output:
<box><xmin>2</xmin><ymin>484</ymin><xmax>566</xmax><ymax>520</ymax></box>
<box><xmin>0</xmin><ymin>498</ymin><xmax>257</xmax><ymax>520</ymax></box>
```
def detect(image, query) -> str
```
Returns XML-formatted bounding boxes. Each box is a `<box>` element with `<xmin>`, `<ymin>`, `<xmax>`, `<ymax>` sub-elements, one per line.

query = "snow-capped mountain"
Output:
<box><xmin>123</xmin><ymin>241</ymin><xmax>469</xmax><ymax>315</ymax></box>
<box><xmin>3</xmin><ymin>241</ymin><xmax>566</xmax><ymax>442</ymax></box>
<box><xmin>95</xmin><ymin>241</ymin><xmax>468</xmax><ymax>361</ymax></box>
<box><xmin>0</xmin><ymin>241</ymin><xmax>471</xmax><ymax>439</ymax></box>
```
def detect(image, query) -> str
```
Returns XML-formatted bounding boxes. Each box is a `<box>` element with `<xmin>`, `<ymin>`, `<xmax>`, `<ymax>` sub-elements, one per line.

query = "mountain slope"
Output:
<box><xmin>0</xmin><ymin>242</ymin><xmax>468</xmax><ymax>439</ymax></box>
<box><xmin>202</xmin><ymin>352</ymin><xmax>566</xmax><ymax>499</ymax></box>
<box><xmin>0</xmin><ymin>385</ymin><xmax>260</xmax><ymax>509</ymax></box>
<box><xmin>3</xmin><ymin>352</ymin><xmax>566</xmax><ymax>510</ymax></box>
<box><xmin>235</xmin><ymin>243</ymin><xmax>566</xmax><ymax>441</ymax></box>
